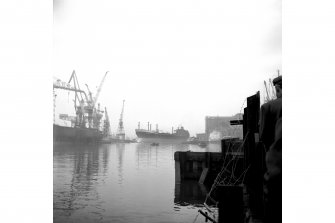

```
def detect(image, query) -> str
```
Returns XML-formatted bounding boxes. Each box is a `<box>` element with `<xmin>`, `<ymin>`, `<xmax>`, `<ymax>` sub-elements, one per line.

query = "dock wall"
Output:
<box><xmin>174</xmin><ymin>138</ymin><xmax>244</xmax><ymax>186</ymax></box>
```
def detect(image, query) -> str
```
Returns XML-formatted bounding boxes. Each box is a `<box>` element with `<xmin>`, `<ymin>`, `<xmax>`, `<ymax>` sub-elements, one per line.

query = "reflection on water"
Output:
<box><xmin>116</xmin><ymin>144</ymin><xmax>125</xmax><ymax>185</ymax></box>
<box><xmin>174</xmin><ymin>181</ymin><xmax>209</xmax><ymax>208</ymax></box>
<box><xmin>54</xmin><ymin>144</ymin><xmax>109</xmax><ymax>222</ymax></box>
<box><xmin>54</xmin><ymin>142</ymin><xmax>220</xmax><ymax>223</ymax></box>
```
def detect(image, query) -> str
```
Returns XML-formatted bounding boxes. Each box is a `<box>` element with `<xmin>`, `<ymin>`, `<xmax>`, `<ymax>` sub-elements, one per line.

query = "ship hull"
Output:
<box><xmin>135</xmin><ymin>129</ymin><xmax>189</xmax><ymax>143</ymax></box>
<box><xmin>53</xmin><ymin>124</ymin><xmax>103</xmax><ymax>143</ymax></box>
<box><xmin>137</xmin><ymin>137</ymin><xmax>187</xmax><ymax>143</ymax></box>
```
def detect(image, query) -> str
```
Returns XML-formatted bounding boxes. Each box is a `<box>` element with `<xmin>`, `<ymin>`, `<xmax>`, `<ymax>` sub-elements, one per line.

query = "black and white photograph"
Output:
<box><xmin>1</xmin><ymin>0</ymin><xmax>335</xmax><ymax>223</ymax></box>
<box><xmin>53</xmin><ymin>0</ymin><xmax>281</xmax><ymax>222</ymax></box>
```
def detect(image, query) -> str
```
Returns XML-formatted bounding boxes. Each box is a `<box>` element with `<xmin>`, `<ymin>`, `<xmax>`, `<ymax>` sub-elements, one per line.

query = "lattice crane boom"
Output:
<box><xmin>117</xmin><ymin>100</ymin><xmax>125</xmax><ymax>139</ymax></box>
<box><xmin>93</xmin><ymin>71</ymin><xmax>108</xmax><ymax>108</ymax></box>
<box><xmin>120</xmin><ymin>100</ymin><xmax>125</xmax><ymax>122</ymax></box>
<box><xmin>85</xmin><ymin>84</ymin><xmax>94</xmax><ymax>106</ymax></box>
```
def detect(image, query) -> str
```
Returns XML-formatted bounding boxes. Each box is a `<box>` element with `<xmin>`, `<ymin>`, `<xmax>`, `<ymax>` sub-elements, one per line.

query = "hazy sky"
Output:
<box><xmin>53</xmin><ymin>0</ymin><xmax>281</xmax><ymax>138</ymax></box>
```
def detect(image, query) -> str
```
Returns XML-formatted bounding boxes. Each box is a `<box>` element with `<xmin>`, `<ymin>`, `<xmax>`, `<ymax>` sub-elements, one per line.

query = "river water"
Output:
<box><xmin>53</xmin><ymin>142</ymin><xmax>220</xmax><ymax>223</ymax></box>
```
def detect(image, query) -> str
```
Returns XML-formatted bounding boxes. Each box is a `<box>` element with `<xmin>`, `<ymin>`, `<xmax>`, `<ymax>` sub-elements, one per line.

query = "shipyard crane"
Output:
<box><xmin>103</xmin><ymin>107</ymin><xmax>111</xmax><ymax>137</ymax></box>
<box><xmin>85</xmin><ymin>71</ymin><xmax>108</xmax><ymax>129</ymax></box>
<box><xmin>53</xmin><ymin>71</ymin><xmax>88</xmax><ymax>102</ymax></box>
<box><xmin>84</xmin><ymin>84</ymin><xmax>95</xmax><ymax>128</ymax></box>
<box><xmin>91</xmin><ymin>71</ymin><xmax>108</xmax><ymax>129</ymax></box>
<box><xmin>93</xmin><ymin>71</ymin><xmax>108</xmax><ymax>108</ymax></box>
<box><xmin>85</xmin><ymin>84</ymin><xmax>94</xmax><ymax>106</ymax></box>
<box><xmin>53</xmin><ymin>70</ymin><xmax>88</xmax><ymax>127</ymax></box>
<box><xmin>116</xmin><ymin>100</ymin><xmax>125</xmax><ymax>140</ymax></box>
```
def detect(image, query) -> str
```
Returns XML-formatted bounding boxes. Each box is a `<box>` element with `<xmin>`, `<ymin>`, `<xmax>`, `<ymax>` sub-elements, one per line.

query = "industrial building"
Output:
<box><xmin>205</xmin><ymin>114</ymin><xmax>243</xmax><ymax>140</ymax></box>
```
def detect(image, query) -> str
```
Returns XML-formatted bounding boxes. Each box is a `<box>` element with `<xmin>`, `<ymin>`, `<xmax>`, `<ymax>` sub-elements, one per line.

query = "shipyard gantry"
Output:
<box><xmin>53</xmin><ymin>70</ymin><xmax>109</xmax><ymax>143</ymax></box>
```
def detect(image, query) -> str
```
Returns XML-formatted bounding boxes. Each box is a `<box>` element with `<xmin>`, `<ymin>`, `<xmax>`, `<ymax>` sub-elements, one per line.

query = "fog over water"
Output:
<box><xmin>53</xmin><ymin>2</ymin><xmax>281</xmax><ymax>221</ymax></box>
<box><xmin>53</xmin><ymin>0</ymin><xmax>281</xmax><ymax>138</ymax></box>
<box><xmin>54</xmin><ymin>143</ymin><xmax>220</xmax><ymax>223</ymax></box>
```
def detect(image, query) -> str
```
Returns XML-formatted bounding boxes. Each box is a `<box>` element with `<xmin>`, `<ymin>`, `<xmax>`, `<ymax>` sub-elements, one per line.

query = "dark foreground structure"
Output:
<box><xmin>175</xmin><ymin>91</ymin><xmax>280</xmax><ymax>223</ymax></box>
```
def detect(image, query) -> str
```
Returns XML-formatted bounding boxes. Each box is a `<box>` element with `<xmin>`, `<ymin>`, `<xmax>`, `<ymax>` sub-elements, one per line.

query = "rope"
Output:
<box><xmin>227</xmin><ymin>138</ymin><xmax>245</xmax><ymax>185</ymax></box>
<box><xmin>191</xmin><ymin>212</ymin><xmax>200</xmax><ymax>223</ymax></box>
<box><xmin>204</xmin><ymin>203</ymin><xmax>214</xmax><ymax>213</ymax></box>
<box><xmin>200</xmin><ymin>130</ymin><xmax>251</xmax><ymax>222</ymax></box>
<box><xmin>232</xmin><ymin>164</ymin><xmax>251</xmax><ymax>185</ymax></box>
<box><xmin>198</xmin><ymin>210</ymin><xmax>217</xmax><ymax>223</ymax></box>
<box><xmin>204</xmin><ymin>131</ymin><xmax>250</xmax><ymax>206</ymax></box>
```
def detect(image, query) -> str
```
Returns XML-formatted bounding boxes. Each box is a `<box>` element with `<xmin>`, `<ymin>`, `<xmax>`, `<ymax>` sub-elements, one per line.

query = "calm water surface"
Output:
<box><xmin>53</xmin><ymin>143</ymin><xmax>220</xmax><ymax>223</ymax></box>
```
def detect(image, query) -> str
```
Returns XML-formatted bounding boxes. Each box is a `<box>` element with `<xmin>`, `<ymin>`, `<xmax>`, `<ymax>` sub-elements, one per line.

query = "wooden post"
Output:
<box><xmin>175</xmin><ymin>152</ymin><xmax>188</xmax><ymax>183</ymax></box>
<box><xmin>243</xmin><ymin>109</ymin><xmax>248</xmax><ymax>172</ymax></box>
<box><xmin>243</xmin><ymin>91</ymin><xmax>264</xmax><ymax>218</ymax></box>
<box><xmin>217</xmin><ymin>185</ymin><xmax>244</xmax><ymax>223</ymax></box>
<box><xmin>175</xmin><ymin>158</ymin><xmax>181</xmax><ymax>184</ymax></box>
<box><xmin>221</xmin><ymin>139</ymin><xmax>227</xmax><ymax>157</ymax></box>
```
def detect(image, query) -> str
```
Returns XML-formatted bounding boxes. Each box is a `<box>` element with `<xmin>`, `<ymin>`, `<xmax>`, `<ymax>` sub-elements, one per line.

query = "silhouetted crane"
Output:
<box><xmin>116</xmin><ymin>100</ymin><xmax>125</xmax><ymax>140</ymax></box>
<box><xmin>103</xmin><ymin>107</ymin><xmax>111</xmax><ymax>137</ymax></box>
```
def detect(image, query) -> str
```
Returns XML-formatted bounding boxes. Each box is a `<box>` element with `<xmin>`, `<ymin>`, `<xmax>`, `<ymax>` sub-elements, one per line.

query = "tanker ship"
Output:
<box><xmin>135</xmin><ymin>123</ymin><xmax>190</xmax><ymax>143</ymax></box>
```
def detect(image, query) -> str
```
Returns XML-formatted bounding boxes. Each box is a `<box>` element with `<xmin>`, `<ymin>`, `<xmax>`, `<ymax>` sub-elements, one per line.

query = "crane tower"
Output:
<box><xmin>103</xmin><ymin>107</ymin><xmax>111</xmax><ymax>137</ymax></box>
<box><xmin>116</xmin><ymin>100</ymin><xmax>125</xmax><ymax>140</ymax></box>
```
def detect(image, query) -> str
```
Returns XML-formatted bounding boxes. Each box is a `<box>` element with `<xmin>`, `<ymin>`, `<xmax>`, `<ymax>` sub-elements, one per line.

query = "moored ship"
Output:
<box><xmin>135</xmin><ymin>124</ymin><xmax>190</xmax><ymax>143</ymax></box>
<box><xmin>53</xmin><ymin>70</ymin><xmax>108</xmax><ymax>144</ymax></box>
<box><xmin>53</xmin><ymin>124</ymin><xmax>103</xmax><ymax>143</ymax></box>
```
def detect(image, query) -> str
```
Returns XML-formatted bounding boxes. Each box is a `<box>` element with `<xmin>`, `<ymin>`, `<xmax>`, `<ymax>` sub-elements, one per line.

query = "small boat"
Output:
<box><xmin>151</xmin><ymin>142</ymin><xmax>159</xmax><ymax>146</ymax></box>
<box><xmin>198</xmin><ymin>141</ymin><xmax>208</xmax><ymax>148</ymax></box>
